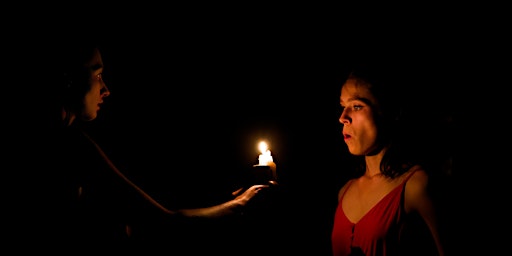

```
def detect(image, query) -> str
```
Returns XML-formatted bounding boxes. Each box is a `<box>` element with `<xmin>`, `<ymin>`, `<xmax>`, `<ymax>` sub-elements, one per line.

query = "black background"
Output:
<box><xmin>15</xmin><ymin>6</ymin><xmax>480</xmax><ymax>254</ymax></box>
<box><xmin>81</xmin><ymin>22</ymin><xmax>459</xmax><ymax>254</ymax></box>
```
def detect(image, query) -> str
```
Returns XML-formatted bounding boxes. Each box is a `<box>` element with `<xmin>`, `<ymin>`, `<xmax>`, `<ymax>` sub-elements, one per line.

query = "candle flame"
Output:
<box><xmin>258</xmin><ymin>141</ymin><xmax>269</xmax><ymax>154</ymax></box>
<box><xmin>257</xmin><ymin>141</ymin><xmax>273</xmax><ymax>166</ymax></box>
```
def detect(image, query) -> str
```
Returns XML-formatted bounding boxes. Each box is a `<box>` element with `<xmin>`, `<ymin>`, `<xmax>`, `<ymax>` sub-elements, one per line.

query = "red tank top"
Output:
<box><xmin>331</xmin><ymin>170</ymin><xmax>416</xmax><ymax>256</ymax></box>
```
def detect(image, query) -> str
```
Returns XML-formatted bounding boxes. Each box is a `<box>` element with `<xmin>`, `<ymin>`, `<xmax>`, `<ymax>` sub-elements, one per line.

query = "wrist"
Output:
<box><xmin>228</xmin><ymin>199</ymin><xmax>245</xmax><ymax>215</ymax></box>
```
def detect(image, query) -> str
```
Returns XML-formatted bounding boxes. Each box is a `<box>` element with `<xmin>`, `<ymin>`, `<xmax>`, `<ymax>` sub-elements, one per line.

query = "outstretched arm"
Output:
<box><xmin>83</xmin><ymin>130</ymin><xmax>270</xmax><ymax>219</ymax></box>
<box><xmin>175</xmin><ymin>184</ymin><xmax>269</xmax><ymax>218</ymax></box>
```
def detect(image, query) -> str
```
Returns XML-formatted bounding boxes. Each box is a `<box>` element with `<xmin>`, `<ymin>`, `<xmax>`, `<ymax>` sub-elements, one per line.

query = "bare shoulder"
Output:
<box><xmin>406</xmin><ymin>165</ymin><xmax>429</xmax><ymax>190</ymax></box>
<box><xmin>337</xmin><ymin>179</ymin><xmax>355</xmax><ymax>201</ymax></box>
<box><xmin>404</xmin><ymin>165</ymin><xmax>432</xmax><ymax>211</ymax></box>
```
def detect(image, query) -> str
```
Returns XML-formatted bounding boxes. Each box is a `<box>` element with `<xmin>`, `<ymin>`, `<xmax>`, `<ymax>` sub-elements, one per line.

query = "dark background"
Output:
<box><xmin>75</xmin><ymin>22</ymin><xmax>459</xmax><ymax>254</ymax></box>
<box><xmin>87</xmin><ymin>29</ymin><xmax>359</xmax><ymax>254</ymax></box>
<box><xmin>15</xmin><ymin>8</ymin><xmax>476</xmax><ymax>254</ymax></box>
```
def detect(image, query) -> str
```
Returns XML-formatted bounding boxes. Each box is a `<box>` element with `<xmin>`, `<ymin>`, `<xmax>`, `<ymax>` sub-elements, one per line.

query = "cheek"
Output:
<box><xmin>83</xmin><ymin>87</ymin><xmax>100</xmax><ymax>106</ymax></box>
<box><xmin>90</xmin><ymin>81</ymin><xmax>102</xmax><ymax>92</ymax></box>
<box><xmin>364</xmin><ymin>126</ymin><xmax>379</xmax><ymax>144</ymax></box>
<box><xmin>363</xmin><ymin>115</ymin><xmax>379</xmax><ymax>133</ymax></box>
<box><xmin>86</xmin><ymin>83</ymin><xmax>102</xmax><ymax>98</ymax></box>
<box><xmin>355</xmin><ymin>117</ymin><xmax>379</xmax><ymax>142</ymax></box>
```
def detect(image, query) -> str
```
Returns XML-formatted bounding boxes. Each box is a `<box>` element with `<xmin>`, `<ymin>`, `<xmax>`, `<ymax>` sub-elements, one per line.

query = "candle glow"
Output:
<box><xmin>257</xmin><ymin>141</ymin><xmax>273</xmax><ymax>166</ymax></box>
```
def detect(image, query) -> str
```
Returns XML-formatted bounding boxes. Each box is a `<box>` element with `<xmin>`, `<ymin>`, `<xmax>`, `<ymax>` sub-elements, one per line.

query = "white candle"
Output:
<box><xmin>257</xmin><ymin>141</ymin><xmax>273</xmax><ymax>166</ymax></box>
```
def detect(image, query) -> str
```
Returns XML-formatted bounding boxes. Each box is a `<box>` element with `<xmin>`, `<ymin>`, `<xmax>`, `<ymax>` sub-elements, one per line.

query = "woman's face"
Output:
<box><xmin>79</xmin><ymin>48</ymin><xmax>110</xmax><ymax>121</ymax></box>
<box><xmin>338</xmin><ymin>78</ymin><xmax>380</xmax><ymax>156</ymax></box>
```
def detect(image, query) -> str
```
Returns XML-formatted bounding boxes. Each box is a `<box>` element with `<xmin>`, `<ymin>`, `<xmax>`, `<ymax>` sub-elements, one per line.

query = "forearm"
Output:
<box><xmin>170</xmin><ymin>184</ymin><xmax>269</xmax><ymax>219</ymax></box>
<box><xmin>85</xmin><ymin>130</ymin><xmax>254</xmax><ymax>219</ymax></box>
<box><xmin>175</xmin><ymin>198</ymin><xmax>244</xmax><ymax>219</ymax></box>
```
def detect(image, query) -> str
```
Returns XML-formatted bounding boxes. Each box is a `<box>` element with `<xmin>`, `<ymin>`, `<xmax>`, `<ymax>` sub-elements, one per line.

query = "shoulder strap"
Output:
<box><xmin>340</xmin><ymin>179</ymin><xmax>355</xmax><ymax>201</ymax></box>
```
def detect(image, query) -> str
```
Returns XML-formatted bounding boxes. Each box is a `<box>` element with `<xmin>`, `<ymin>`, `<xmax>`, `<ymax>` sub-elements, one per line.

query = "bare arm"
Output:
<box><xmin>175</xmin><ymin>185</ymin><xmax>268</xmax><ymax>218</ymax></box>
<box><xmin>405</xmin><ymin>169</ymin><xmax>446</xmax><ymax>256</ymax></box>
<box><xmin>83</xmin><ymin>130</ymin><xmax>270</xmax><ymax>219</ymax></box>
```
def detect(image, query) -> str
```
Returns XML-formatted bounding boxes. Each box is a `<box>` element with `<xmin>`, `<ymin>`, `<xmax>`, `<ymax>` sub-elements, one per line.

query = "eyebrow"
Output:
<box><xmin>342</xmin><ymin>96</ymin><xmax>372</xmax><ymax>106</ymax></box>
<box><xmin>90</xmin><ymin>63</ymin><xmax>103</xmax><ymax>72</ymax></box>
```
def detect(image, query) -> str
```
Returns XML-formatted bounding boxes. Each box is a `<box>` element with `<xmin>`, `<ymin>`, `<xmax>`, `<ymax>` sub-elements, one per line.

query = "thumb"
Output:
<box><xmin>232</xmin><ymin>187</ymin><xmax>244</xmax><ymax>196</ymax></box>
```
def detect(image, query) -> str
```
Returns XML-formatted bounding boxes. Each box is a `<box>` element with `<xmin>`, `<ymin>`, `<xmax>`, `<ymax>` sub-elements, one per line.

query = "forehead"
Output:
<box><xmin>340</xmin><ymin>78</ymin><xmax>377</xmax><ymax>104</ymax></box>
<box><xmin>84</xmin><ymin>48</ymin><xmax>103</xmax><ymax>71</ymax></box>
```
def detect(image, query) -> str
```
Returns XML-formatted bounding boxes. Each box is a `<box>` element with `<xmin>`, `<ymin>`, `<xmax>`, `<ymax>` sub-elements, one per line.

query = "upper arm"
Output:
<box><xmin>404</xmin><ymin>169</ymin><xmax>431</xmax><ymax>213</ymax></box>
<box><xmin>404</xmin><ymin>169</ymin><xmax>446</xmax><ymax>255</ymax></box>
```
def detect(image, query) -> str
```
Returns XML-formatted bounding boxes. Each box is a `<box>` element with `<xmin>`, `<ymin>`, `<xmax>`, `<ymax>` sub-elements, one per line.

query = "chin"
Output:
<box><xmin>348</xmin><ymin>149</ymin><xmax>363</xmax><ymax>156</ymax></box>
<box><xmin>84</xmin><ymin>114</ymin><xmax>97</xmax><ymax>121</ymax></box>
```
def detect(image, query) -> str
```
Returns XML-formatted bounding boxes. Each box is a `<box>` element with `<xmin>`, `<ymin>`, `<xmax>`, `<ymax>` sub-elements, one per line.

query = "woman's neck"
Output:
<box><xmin>364</xmin><ymin>147</ymin><xmax>387</xmax><ymax>177</ymax></box>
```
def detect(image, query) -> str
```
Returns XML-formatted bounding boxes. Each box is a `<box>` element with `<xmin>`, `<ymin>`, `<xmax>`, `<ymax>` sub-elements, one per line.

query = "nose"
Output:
<box><xmin>101</xmin><ymin>84</ymin><xmax>111</xmax><ymax>97</ymax></box>
<box><xmin>339</xmin><ymin>109</ymin><xmax>350</xmax><ymax>125</ymax></box>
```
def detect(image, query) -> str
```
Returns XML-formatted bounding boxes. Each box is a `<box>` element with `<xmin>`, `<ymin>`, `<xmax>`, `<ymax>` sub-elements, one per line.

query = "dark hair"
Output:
<box><xmin>62</xmin><ymin>43</ymin><xmax>99</xmax><ymax>87</ymax></box>
<box><xmin>346</xmin><ymin>61</ymin><xmax>419</xmax><ymax>178</ymax></box>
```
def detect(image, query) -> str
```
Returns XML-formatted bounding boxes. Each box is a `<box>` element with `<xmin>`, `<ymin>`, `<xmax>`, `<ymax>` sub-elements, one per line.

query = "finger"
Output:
<box><xmin>231</xmin><ymin>187</ymin><xmax>244</xmax><ymax>196</ymax></box>
<box><xmin>253</xmin><ymin>184</ymin><xmax>269</xmax><ymax>189</ymax></box>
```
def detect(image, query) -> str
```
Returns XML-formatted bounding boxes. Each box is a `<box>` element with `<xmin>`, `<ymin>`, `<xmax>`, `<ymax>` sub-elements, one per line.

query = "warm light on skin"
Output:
<box><xmin>339</xmin><ymin>79</ymin><xmax>379</xmax><ymax>156</ymax></box>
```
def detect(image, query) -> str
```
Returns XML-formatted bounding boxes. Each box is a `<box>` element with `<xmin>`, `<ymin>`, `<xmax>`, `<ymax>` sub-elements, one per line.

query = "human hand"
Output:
<box><xmin>231</xmin><ymin>184</ymin><xmax>269</xmax><ymax>206</ymax></box>
<box><xmin>268</xmin><ymin>161</ymin><xmax>278</xmax><ymax>184</ymax></box>
<box><xmin>232</xmin><ymin>184</ymin><xmax>269</xmax><ymax>196</ymax></box>
<box><xmin>268</xmin><ymin>161</ymin><xmax>277</xmax><ymax>173</ymax></box>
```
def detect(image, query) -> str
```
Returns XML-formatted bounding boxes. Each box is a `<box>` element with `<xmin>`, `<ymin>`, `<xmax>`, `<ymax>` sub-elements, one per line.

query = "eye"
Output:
<box><xmin>96</xmin><ymin>73</ymin><xmax>103</xmax><ymax>80</ymax></box>
<box><xmin>353</xmin><ymin>105</ymin><xmax>363</xmax><ymax>110</ymax></box>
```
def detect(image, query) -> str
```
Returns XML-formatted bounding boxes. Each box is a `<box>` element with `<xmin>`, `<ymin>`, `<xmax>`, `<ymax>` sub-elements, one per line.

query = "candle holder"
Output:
<box><xmin>243</xmin><ymin>164</ymin><xmax>278</xmax><ymax>187</ymax></box>
<box><xmin>242</xmin><ymin>164</ymin><xmax>280</xmax><ymax>217</ymax></box>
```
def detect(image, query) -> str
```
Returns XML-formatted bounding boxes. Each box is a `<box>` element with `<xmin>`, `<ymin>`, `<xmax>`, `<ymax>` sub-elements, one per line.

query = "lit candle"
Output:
<box><xmin>257</xmin><ymin>141</ymin><xmax>273</xmax><ymax>166</ymax></box>
<box><xmin>250</xmin><ymin>140</ymin><xmax>278</xmax><ymax>185</ymax></box>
